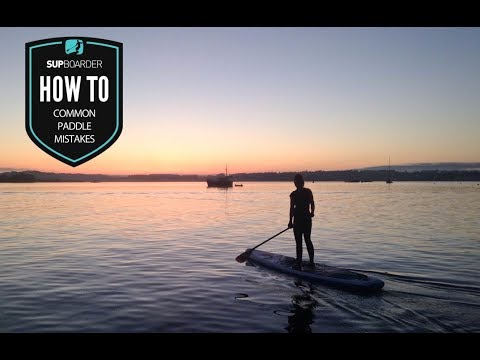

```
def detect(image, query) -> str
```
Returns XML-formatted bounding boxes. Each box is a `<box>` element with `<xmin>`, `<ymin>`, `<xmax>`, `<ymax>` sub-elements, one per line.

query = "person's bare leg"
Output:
<box><xmin>304</xmin><ymin>221</ymin><xmax>314</xmax><ymax>266</ymax></box>
<box><xmin>294</xmin><ymin>226</ymin><xmax>303</xmax><ymax>269</ymax></box>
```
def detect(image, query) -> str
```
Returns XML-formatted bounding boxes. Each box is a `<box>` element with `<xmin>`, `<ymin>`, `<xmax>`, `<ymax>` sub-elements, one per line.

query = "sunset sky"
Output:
<box><xmin>1</xmin><ymin>27</ymin><xmax>479</xmax><ymax>175</ymax></box>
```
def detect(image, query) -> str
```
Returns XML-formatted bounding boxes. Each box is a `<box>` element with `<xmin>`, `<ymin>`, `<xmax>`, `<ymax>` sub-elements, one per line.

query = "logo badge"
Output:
<box><xmin>25</xmin><ymin>37</ymin><xmax>123</xmax><ymax>167</ymax></box>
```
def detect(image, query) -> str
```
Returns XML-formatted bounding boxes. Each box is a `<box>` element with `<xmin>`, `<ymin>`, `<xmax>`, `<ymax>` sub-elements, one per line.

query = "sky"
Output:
<box><xmin>1</xmin><ymin>27</ymin><xmax>479</xmax><ymax>175</ymax></box>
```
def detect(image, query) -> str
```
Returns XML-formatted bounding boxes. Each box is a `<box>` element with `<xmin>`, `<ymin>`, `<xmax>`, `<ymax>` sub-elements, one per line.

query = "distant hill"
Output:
<box><xmin>362</xmin><ymin>162</ymin><xmax>480</xmax><ymax>172</ymax></box>
<box><xmin>0</xmin><ymin>167</ymin><xmax>24</xmax><ymax>173</ymax></box>
<box><xmin>233</xmin><ymin>169</ymin><xmax>480</xmax><ymax>182</ymax></box>
<box><xmin>1</xmin><ymin>168</ymin><xmax>480</xmax><ymax>183</ymax></box>
<box><xmin>0</xmin><ymin>171</ymin><xmax>202</xmax><ymax>183</ymax></box>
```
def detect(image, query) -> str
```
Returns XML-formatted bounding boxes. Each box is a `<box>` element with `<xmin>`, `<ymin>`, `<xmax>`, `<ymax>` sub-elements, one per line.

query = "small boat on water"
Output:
<box><xmin>235</xmin><ymin>184</ymin><xmax>243</xmax><ymax>187</ymax></box>
<box><xmin>206</xmin><ymin>165</ymin><xmax>233</xmax><ymax>188</ymax></box>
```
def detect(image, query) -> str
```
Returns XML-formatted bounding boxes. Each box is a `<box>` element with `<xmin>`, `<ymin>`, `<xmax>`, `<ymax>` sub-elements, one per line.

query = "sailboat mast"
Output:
<box><xmin>386</xmin><ymin>156</ymin><xmax>393</xmax><ymax>183</ymax></box>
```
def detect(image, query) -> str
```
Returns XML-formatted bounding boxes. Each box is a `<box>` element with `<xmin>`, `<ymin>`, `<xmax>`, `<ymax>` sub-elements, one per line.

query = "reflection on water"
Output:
<box><xmin>286</xmin><ymin>282</ymin><xmax>318</xmax><ymax>333</ymax></box>
<box><xmin>0</xmin><ymin>181</ymin><xmax>479</xmax><ymax>332</ymax></box>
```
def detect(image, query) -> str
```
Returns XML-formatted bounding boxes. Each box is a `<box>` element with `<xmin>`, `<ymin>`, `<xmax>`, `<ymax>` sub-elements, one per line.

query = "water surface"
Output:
<box><xmin>0</xmin><ymin>181</ymin><xmax>479</xmax><ymax>332</ymax></box>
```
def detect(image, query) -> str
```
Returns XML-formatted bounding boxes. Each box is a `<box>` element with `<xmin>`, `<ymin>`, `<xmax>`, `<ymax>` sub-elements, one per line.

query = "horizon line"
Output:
<box><xmin>2</xmin><ymin>161</ymin><xmax>480</xmax><ymax>177</ymax></box>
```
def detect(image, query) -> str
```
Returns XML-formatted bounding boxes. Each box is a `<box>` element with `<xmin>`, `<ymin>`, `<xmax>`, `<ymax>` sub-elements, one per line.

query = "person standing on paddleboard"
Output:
<box><xmin>288</xmin><ymin>174</ymin><xmax>315</xmax><ymax>270</ymax></box>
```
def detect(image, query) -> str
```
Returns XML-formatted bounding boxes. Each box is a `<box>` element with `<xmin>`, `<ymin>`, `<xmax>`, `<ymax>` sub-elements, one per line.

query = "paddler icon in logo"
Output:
<box><xmin>65</xmin><ymin>39</ymin><xmax>84</xmax><ymax>55</ymax></box>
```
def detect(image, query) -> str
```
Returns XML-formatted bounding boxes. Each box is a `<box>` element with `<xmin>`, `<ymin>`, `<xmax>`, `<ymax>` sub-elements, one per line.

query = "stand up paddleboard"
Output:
<box><xmin>247</xmin><ymin>249</ymin><xmax>384</xmax><ymax>292</ymax></box>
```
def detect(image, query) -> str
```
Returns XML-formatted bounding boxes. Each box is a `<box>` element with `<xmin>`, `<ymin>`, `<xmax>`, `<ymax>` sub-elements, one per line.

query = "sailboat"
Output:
<box><xmin>386</xmin><ymin>156</ymin><xmax>393</xmax><ymax>184</ymax></box>
<box><xmin>206</xmin><ymin>164</ymin><xmax>233</xmax><ymax>188</ymax></box>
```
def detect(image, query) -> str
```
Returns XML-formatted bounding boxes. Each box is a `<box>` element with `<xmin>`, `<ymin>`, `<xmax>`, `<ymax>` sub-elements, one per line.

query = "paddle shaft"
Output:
<box><xmin>250</xmin><ymin>227</ymin><xmax>290</xmax><ymax>251</ymax></box>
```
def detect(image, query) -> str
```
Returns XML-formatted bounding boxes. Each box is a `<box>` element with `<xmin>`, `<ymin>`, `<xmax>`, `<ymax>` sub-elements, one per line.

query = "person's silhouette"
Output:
<box><xmin>74</xmin><ymin>40</ymin><xmax>83</xmax><ymax>54</ymax></box>
<box><xmin>288</xmin><ymin>174</ymin><xmax>315</xmax><ymax>270</ymax></box>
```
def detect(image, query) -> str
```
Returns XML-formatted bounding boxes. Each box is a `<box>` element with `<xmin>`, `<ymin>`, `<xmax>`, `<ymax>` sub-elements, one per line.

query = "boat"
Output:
<box><xmin>235</xmin><ymin>184</ymin><xmax>243</xmax><ymax>187</ymax></box>
<box><xmin>246</xmin><ymin>249</ymin><xmax>384</xmax><ymax>293</ymax></box>
<box><xmin>206</xmin><ymin>165</ymin><xmax>233</xmax><ymax>188</ymax></box>
<box><xmin>386</xmin><ymin>156</ymin><xmax>393</xmax><ymax>184</ymax></box>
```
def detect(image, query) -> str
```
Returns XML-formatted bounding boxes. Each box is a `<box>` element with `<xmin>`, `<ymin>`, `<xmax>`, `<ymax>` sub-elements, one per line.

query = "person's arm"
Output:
<box><xmin>288</xmin><ymin>195</ymin><xmax>294</xmax><ymax>228</ymax></box>
<box><xmin>310</xmin><ymin>190</ymin><xmax>315</xmax><ymax>217</ymax></box>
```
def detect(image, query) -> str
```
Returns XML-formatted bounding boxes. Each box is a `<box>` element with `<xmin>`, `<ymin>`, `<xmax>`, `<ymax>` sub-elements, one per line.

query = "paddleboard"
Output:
<box><xmin>246</xmin><ymin>249</ymin><xmax>384</xmax><ymax>292</ymax></box>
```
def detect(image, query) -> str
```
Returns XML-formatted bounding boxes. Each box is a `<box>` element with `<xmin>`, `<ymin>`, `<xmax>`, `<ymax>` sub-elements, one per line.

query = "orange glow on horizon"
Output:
<box><xmin>2</xmin><ymin>116</ymin><xmax>479</xmax><ymax>175</ymax></box>
<box><xmin>0</xmin><ymin>127</ymin><xmax>346</xmax><ymax>174</ymax></box>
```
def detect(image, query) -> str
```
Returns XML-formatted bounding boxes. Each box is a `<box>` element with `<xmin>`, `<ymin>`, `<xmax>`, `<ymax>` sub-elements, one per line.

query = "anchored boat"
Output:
<box><xmin>206</xmin><ymin>165</ymin><xmax>233</xmax><ymax>188</ymax></box>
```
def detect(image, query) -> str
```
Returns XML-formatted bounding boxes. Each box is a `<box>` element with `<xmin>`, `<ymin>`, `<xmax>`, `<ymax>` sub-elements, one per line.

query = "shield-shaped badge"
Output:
<box><xmin>25</xmin><ymin>37</ymin><xmax>123</xmax><ymax>167</ymax></box>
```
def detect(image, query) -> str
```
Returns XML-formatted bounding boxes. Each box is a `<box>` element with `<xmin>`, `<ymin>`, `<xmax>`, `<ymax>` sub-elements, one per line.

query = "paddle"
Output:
<box><xmin>235</xmin><ymin>227</ymin><xmax>290</xmax><ymax>263</ymax></box>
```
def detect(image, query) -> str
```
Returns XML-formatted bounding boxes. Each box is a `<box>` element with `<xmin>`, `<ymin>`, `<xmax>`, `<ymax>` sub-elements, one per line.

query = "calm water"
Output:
<box><xmin>0</xmin><ymin>181</ymin><xmax>479</xmax><ymax>332</ymax></box>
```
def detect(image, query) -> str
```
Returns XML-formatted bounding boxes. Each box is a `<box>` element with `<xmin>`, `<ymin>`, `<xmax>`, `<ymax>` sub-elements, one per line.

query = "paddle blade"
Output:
<box><xmin>235</xmin><ymin>249</ymin><xmax>253</xmax><ymax>263</ymax></box>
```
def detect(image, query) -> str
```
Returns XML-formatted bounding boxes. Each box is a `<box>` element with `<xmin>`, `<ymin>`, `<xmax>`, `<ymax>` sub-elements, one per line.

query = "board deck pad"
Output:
<box><xmin>246</xmin><ymin>249</ymin><xmax>384</xmax><ymax>292</ymax></box>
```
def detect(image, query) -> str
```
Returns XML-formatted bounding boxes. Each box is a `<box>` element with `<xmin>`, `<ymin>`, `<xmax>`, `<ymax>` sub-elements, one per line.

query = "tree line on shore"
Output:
<box><xmin>1</xmin><ymin>169</ymin><xmax>480</xmax><ymax>183</ymax></box>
